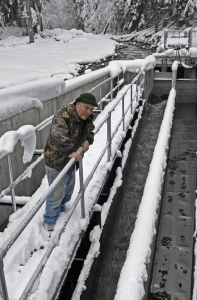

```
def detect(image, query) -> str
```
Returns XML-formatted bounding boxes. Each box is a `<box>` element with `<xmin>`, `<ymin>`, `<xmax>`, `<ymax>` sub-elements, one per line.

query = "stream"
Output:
<box><xmin>79</xmin><ymin>42</ymin><xmax>153</xmax><ymax>74</ymax></box>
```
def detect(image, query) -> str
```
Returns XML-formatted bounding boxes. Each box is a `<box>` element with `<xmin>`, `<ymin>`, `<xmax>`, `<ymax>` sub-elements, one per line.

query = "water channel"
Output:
<box><xmin>92</xmin><ymin>43</ymin><xmax>166</xmax><ymax>300</ymax></box>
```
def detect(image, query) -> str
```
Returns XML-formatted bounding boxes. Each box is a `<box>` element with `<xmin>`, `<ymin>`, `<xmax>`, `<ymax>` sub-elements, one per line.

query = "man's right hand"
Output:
<box><xmin>69</xmin><ymin>152</ymin><xmax>82</xmax><ymax>161</ymax></box>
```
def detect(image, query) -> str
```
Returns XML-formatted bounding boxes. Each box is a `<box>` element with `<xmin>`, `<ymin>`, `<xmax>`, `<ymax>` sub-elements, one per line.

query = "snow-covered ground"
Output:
<box><xmin>0</xmin><ymin>27</ymin><xmax>118</xmax><ymax>89</ymax></box>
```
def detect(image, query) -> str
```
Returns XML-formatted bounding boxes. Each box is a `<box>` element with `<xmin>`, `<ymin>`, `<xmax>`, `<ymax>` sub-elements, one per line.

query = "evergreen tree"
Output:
<box><xmin>184</xmin><ymin>0</ymin><xmax>197</xmax><ymax>26</ymax></box>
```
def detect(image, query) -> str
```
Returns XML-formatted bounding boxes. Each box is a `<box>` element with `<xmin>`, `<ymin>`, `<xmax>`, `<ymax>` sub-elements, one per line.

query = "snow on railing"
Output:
<box><xmin>0</xmin><ymin>70</ymin><xmax>145</xmax><ymax>300</ymax></box>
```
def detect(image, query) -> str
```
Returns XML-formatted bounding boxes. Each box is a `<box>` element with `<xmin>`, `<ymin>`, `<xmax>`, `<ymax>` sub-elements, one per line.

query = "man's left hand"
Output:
<box><xmin>82</xmin><ymin>140</ymin><xmax>89</xmax><ymax>153</ymax></box>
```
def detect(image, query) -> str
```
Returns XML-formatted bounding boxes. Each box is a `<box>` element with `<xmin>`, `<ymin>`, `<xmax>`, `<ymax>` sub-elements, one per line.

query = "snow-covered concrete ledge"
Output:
<box><xmin>0</xmin><ymin>77</ymin><xmax>66</xmax><ymax>122</ymax></box>
<box><xmin>114</xmin><ymin>88</ymin><xmax>176</xmax><ymax>300</ymax></box>
<box><xmin>0</xmin><ymin>56</ymin><xmax>156</xmax><ymax>123</ymax></box>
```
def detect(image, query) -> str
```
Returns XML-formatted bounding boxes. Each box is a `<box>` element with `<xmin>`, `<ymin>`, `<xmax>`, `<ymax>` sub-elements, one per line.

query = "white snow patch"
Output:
<box><xmin>0</xmin><ymin>125</ymin><xmax>36</xmax><ymax>163</ymax></box>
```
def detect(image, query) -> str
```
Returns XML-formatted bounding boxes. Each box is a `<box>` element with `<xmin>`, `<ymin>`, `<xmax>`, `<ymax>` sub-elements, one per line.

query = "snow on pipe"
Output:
<box><xmin>0</xmin><ymin>125</ymin><xmax>36</xmax><ymax>163</ymax></box>
<box><xmin>114</xmin><ymin>88</ymin><xmax>176</xmax><ymax>300</ymax></box>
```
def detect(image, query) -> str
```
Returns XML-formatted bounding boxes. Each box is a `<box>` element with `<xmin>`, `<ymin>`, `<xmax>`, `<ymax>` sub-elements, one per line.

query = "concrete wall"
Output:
<box><xmin>176</xmin><ymin>79</ymin><xmax>197</xmax><ymax>103</ymax></box>
<box><xmin>144</xmin><ymin>69</ymin><xmax>154</xmax><ymax>106</ymax></box>
<box><xmin>153</xmin><ymin>78</ymin><xmax>172</xmax><ymax>96</ymax></box>
<box><xmin>0</xmin><ymin>69</ymin><xmax>153</xmax><ymax>199</ymax></box>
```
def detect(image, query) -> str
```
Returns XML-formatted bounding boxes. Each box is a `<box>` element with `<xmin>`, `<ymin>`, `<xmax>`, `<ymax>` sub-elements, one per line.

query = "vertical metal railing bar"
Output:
<box><xmin>0</xmin><ymin>154</ymin><xmax>44</xmax><ymax>201</ymax></box>
<box><xmin>118</xmin><ymin>74</ymin><xmax>120</xmax><ymax>92</ymax></box>
<box><xmin>0</xmin><ymin>259</ymin><xmax>9</xmax><ymax>300</ymax></box>
<box><xmin>99</xmin><ymin>85</ymin><xmax>102</xmax><ymax>112</ymax></box>
<box><xmin>130</xmin><ymin>86</ymin><xmax>133</xmax><ymax>114</ymax></box>
<box><xmin>110</xmin><ymin>78</ymin><xmax>113</xmax><ymax>102</ymax></box>
<box><xmin>136</xmin><ymin>78</ymin><xmax>139</xmax><ymax>103</ymax></box>
<box><xmin>107</xmin><ymin>112</ymin><xmax>112</xmax><ymax>162</ymax></box>
<box><xmin>7</xmin><ymin>154</ymin><xmax>16</xmax><ymax>212</ymax></box>
<box><xmin>122</xmin><ymin>96</ymin><xmax>125</xmax><ymax>131</ymax></box>
<box><xmin>79</xmin><ymin>158</ymin><xmax>85</xmax><ymax>218</ymax></box>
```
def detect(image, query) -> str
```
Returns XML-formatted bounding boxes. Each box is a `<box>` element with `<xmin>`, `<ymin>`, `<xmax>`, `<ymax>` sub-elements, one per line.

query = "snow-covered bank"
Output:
<box><xmin>0</xmin><ymin>28</ymin><xmax>118</xmax><ymax>89</ymax></box>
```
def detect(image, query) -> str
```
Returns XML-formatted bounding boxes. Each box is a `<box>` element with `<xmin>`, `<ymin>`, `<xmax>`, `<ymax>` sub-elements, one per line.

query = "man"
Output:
<box><xmin>43</xmin><ymin>92</ymin><xmax>97</xmax><ymax>231</ymax></box>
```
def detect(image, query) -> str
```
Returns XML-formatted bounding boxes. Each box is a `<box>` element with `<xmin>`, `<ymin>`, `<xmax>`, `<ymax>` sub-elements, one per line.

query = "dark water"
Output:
<box><xmin>79</xmin><ymin>42</ymin><xmax>153</xmax><ymax>74</ymax></box>
<box><xmin>94</xmin><ymin>100</ymin><xmax>167</xmax><ymax>300</ymax></box>
<box><xmin>114</xmin><ymin>42</ymin><xmax>153</xmax><ymax>60</ymax></box>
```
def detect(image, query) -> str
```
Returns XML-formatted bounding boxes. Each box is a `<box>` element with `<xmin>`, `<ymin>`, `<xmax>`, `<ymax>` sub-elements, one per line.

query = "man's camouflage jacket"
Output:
<box><xmin>44</xmin><ymin>103</ymin><xmax>95</xmax><ymax>172</ymax></box>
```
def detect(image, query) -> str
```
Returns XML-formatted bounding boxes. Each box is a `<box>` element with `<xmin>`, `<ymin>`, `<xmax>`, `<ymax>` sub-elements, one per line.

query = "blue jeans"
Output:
<box><xmin>43</xmin><ymin>165</ymin><xmax>75</xmax><ymax>225</ymax></box>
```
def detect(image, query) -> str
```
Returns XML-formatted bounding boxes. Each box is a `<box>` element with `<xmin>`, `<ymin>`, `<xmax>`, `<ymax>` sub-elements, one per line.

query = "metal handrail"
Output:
<box><xmin>0</xmin><ymin>69</ymin><xmax>145</xmax><ymax>300</ymax></box>
<box><xmin>0</xmin><ymin>154</ymin><xmax>44</xmax><ymax>201</ymax></box>
<box><xmin>88</xmin><ymin>70</ymin><xmax>124</xmax><ymax>111</ymax></box>
<box><xmin>88</xmin><ymin>70</ymin><xmax>123</xmax><ymax>94</ymax></box>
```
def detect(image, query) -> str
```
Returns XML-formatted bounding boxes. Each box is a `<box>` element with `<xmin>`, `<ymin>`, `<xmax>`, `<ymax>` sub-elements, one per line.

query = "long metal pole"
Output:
<box><xmin>107</xmin><ymin>113</ymin><xmax>111</xmax><ymax>162</ymax></box>
<box><xmin>118</xmin><ymin>74</ymin><xmax>120</xmax><ymax>92</ymax></box>
<box><xmin>130</xmin><ymin>85</ymin><xmax>133</xmax><ymax>114</ymax></box>
<box><xmin>79</xmin><ymin>158</ymin><xmax>85</xmax><ymax>218</ymax></box>
<box><xmin>0</xmin><ymin>259</ymin><xmax>9</xmax><ymax>300</ymax></box>
<box><xmin>7</xmin><ymin>154</ymin><xmax>16</xmax><ymax>212</ymax></box>
<box><xmin>122</xmin><ymin>96</ymin><xmax>125</xmax><ymax>131</ymax></box>
<box><xmin>110</xmin><ymin>78</ymin><xmax>113</xmax><ymax>102</ymax></box>
<box><xmin>99</xmin><ymin>86</ymin><xmax>103</xmax><ymax>111</ymax></box>
<box><xmin>136</xmin><ymin>79</ymin><xmax>139</xmax><ymax>103</ymax></box>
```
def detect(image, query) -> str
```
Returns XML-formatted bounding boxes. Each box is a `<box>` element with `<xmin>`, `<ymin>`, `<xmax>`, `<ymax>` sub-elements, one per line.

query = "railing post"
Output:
<box><xmin>0</xmin><ymin>258</ymin><xmax>9</xmax><ymax>300</ymax></box>
<box><xmin>110</xmin><ymin>78</ymin><xmax>113</xmax><ymax>102</ymax></box>
<box><xmin>130</xmin><ymin>85</ymin><xmax>133</xmax><ymax>114</ymax></box>
<box><xmin>118</xmin><ymin>74</ymin><xmax>120</xmax><ymax>92</ymax></box>
<box><xmin>136</xmin><ymin>79</ymin><xmax>139</xmax><ymax>103</ymax></box>
<box><xmin>107</xmin><ymin>113</ymin><xmax>112</xmax><ymax>162</ymax></box>
<box><xmin>99</xmin><ymin>85</ymin><xmax>103</xmax><ymax>111</ymax></box>
<box><xmin>79</xmin><ymin>156</ymin><xmax>85</xmax><ymax>219</ymax></box>
<box><xmin>7</xmin><ymin>154</ymin><xmax>16</xmax><ymax>212</ymax></box>
<box><xmin>122</xmin><ymin>96</ymin><xmax>125</xmax><ymax>131</ymax></box>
